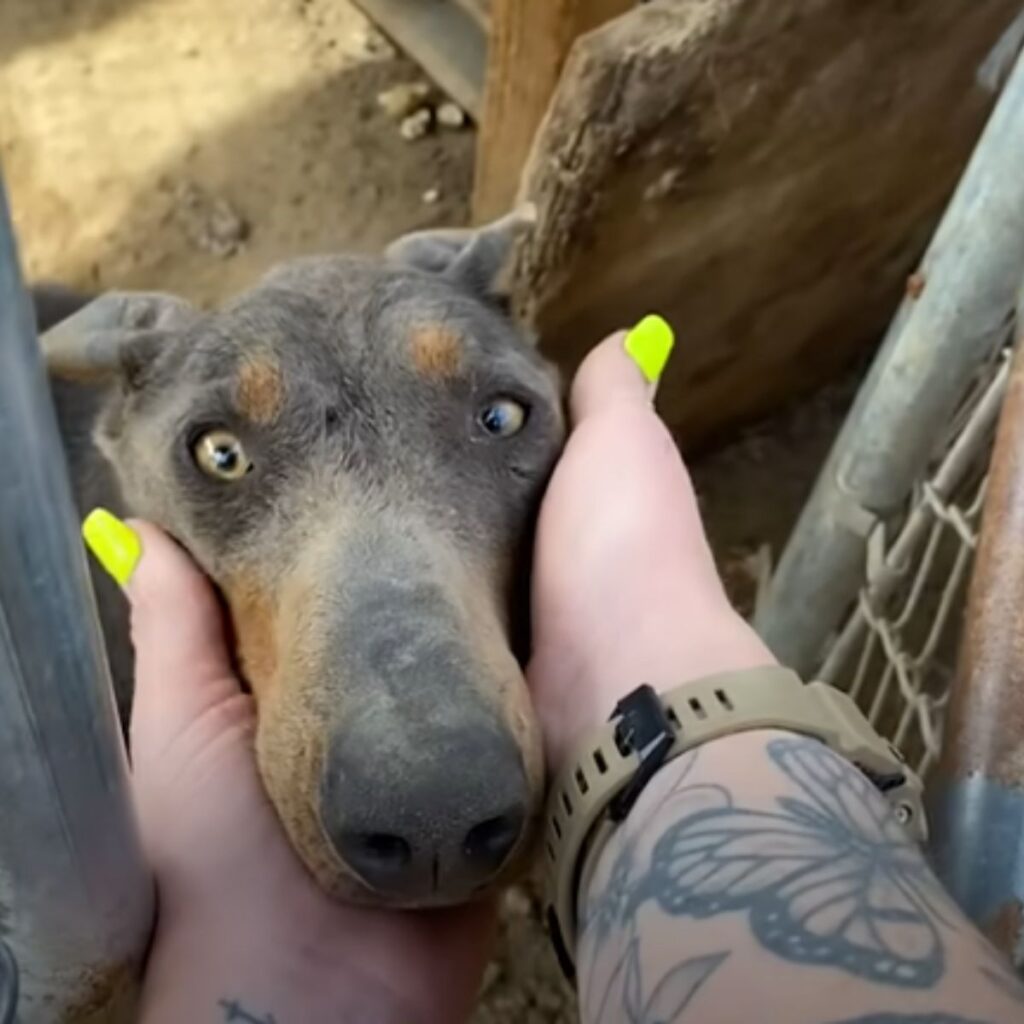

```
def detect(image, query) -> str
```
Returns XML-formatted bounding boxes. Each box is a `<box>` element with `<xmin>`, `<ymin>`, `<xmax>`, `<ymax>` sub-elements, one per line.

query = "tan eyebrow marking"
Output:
<box><xmin>237</xmin><ymin>356</ymin><xmax>285</xmax><ymax>425</ymax></box>
<box><xmin>410</xmin><ymin>325</ymin><xmax>463</xmax><ymax>379</ymax></box>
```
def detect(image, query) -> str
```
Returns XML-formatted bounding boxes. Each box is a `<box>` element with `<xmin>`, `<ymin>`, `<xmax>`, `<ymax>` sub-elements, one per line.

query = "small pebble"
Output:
<box><xmin>400</xmin><ymin>108</ymin><xmax>433</xmax><ymax>141</ymax></box>
<box><xmin>354</xmin><ymin>24</ymin><xmax>396</xmax><ymax>60</ymax></box>
<box><xmin>436</xmin><ymin>100</ymin><xmax>467</xmax><ymax>130</ymax></box>
<box><xmin>170</xmin><ymin>180</ymin><xmax>249</xmax><ymax>259</ymax></box>
<box><xmin>422</xmin><ymin>187</ymin><xmax>441</xmax><ymax>205</ymax></box>
<box><xmin>377</xmin><ymin>81</ymin><xmax>431</xmax><ymax>120</ymax></box>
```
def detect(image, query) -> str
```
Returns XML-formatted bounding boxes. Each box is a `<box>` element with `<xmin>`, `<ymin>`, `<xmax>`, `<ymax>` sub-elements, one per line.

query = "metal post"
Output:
<box><xmin>0</xmin><ymin>182</ymin><xmax>152</xmax><ymax>1019</ymax></box>
<box><xmin>754</xmin><ymin>44</ymin><xmax>1024</xmax><ymax>674</ymax></box>
<box><xmin>929</xmin><ymin>283</ymin><xmax>1024</xmax><ymax>968</ymax></box>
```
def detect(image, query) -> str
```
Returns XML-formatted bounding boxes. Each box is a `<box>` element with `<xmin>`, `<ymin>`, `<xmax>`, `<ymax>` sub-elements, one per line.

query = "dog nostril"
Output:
<box><xmin>348</xmin><ymin>832</ymin><xmax>413</xmax><ymax>872</ymax></box>
<box><xmin>463</xmin><ymin>809</ymin><xmax>525</xmax><ymax>871</ymax></box>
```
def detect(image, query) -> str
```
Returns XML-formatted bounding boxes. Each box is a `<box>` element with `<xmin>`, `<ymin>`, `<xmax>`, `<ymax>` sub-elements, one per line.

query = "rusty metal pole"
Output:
<box><xmin>0</xmin><ymin>180</ymin><xmax>153</xmax><ymax>1019</ymax></box>
<box><xmin>931</xmin><ymin>284</ymin><xmax>1024</xmax><ymax>967</ymax></box>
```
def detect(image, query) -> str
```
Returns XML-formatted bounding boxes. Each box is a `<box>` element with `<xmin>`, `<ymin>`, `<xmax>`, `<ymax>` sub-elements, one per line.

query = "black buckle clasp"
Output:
<box><xmin>608</xmin><ymin>684</ymin><xmax>677</xmax><ymax>822</ymax></box>
<box><xmin>545</xmin><ymin>685</ymin><xmax>678</xmax><ymax>986</ymax></box>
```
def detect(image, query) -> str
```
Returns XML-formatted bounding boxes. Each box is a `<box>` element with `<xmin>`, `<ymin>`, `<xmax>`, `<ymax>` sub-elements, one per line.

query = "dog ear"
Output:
<box><xmin>41</xmin><ymin>291</ymin><xmax>199</xmax><ymax>386</ymax></box>
<box><xmin>386</xmin><ymin>204</ymin><xmax>536</xmax><ymax>299</ymax></box>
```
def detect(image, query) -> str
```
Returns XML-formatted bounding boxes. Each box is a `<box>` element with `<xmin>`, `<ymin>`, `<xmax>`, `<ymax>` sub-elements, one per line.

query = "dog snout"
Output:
<box><xmin>261</xmin><ymin>529</ymin><xmax>544</xmax><ymax>904</ymax></box>
<box><xmin>320</xmin><ymin>721</ymin><xmax>530</xmax><ymax>902</ymax></box>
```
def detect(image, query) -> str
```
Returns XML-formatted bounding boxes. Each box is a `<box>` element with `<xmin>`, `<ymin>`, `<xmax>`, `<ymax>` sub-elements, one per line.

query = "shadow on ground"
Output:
<box><xmin>0</xmin><ymin>0</ymin><xmax>156</xmax><ymax>63</ymax></box>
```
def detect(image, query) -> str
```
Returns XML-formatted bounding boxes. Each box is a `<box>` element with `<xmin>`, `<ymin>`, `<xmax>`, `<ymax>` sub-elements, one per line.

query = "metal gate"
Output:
<box><xmin>0</xmin><ymin>183</ymin><xmax>152</xmax><ymax>1022</ymax></box>
<box><xmin>755</xmin><ymin>32</ymin><xmax>1024</xmax><ymax>962</ymax></box>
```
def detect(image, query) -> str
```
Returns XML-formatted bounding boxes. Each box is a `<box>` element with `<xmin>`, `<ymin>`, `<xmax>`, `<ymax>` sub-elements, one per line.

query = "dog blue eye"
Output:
<box><xmin>479</xmin><ymin>399</ymin><xmax>526</xmax><ymax>438</ymax></box>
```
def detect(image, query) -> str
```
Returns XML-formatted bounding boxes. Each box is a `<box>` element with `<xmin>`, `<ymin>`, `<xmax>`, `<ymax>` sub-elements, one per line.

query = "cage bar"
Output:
<box><xmin>930</xmin><ymin>281</ymin><xmax>1024</xmax><ymax>967</ymax></box>
<box><xmin>0</xmin><ymin>181</ymin><xmax>152</xmax><ymax>1022</ymax></box>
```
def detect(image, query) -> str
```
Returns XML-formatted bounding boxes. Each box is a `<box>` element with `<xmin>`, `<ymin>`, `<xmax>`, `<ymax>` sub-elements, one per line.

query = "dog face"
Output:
<box><xmin>44</xmin><ymin>214</ymin><xmax>566</xmax><ymax>905</ymax></box>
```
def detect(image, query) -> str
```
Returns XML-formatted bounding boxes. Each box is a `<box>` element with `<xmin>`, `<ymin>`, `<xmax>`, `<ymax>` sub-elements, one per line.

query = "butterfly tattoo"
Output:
<box><xmin>826</xmin><ymin>1016</ymin><xmax>992</xmax><ymax>1024</ymax></box>
<box><xmin>630</xmin><ymin>738</ymin><xmax>947</xmax><ymax>988</ymax></box>
<box><xmin>598</xmin><ymin>737</ymin><xmax>946</xmax><ymax>991</ymax></box>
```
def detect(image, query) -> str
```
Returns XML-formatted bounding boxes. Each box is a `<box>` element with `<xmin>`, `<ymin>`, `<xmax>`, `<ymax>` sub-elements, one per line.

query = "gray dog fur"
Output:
<box><xmin>34</xmin><ymin>213</ymin><xmax>565</xmax><ymax>907</ymax></box>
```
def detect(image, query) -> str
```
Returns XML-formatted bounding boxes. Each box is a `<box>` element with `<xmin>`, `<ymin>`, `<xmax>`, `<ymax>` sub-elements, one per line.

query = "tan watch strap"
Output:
<box><xmin>542</xmin><ymin>666</ymin><xmax>927</xmax><ymax>979</ymax></box>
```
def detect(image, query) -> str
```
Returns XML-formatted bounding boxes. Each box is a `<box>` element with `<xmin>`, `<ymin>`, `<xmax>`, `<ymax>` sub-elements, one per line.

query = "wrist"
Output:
<box><xmin>141</xmin><ymin>902</ymin><xmax>417</xmax><ymax>1024</ymax></box>
<box><xmin>534</xmin><ymin>605</ymin><xmax>777</xmax><ymax>774</ymax></box>
<box><xmin>144</xmin><ymin>873</ymin><xmax>493</xmax><ymax>1024</ymax></box>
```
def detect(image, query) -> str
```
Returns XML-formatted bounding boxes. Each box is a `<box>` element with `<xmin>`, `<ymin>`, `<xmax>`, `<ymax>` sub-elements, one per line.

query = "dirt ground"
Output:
<box><xmin>0</xmin><ymin>1</ymin><xmax>854</xmax><ymax>1020</ymax></box>
<box><xmin>1</xmin><ymin>0</ymin><xmax>476</xmax><ymax>300</ymax></box>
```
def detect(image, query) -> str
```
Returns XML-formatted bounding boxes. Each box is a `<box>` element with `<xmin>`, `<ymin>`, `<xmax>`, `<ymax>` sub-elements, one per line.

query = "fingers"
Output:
<box><xmin>570</xmin><ymin>315</ymin><xmax>674</xmax><ymax>423</ymax></box>
<box><xmin>530</xmin><ymin>319</ymin><xmax>776</xmax><ymax>765</ymax></box>
<box><xmin>82</xmin><ymin>510</ymin><xmax>244</xmax><ymax>749</ymax></box>
<box><xmin>562</xmin><ymin>317</ymin><xmax>707</xmax><ymax>563</ymax></box>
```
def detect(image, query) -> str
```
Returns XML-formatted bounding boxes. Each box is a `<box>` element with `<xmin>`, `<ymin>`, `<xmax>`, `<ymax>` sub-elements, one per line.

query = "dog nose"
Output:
<box><xmin>464</xmin><ymin>809</ymin><xmax>526</xmax><ymax>870</ymax></box>
<box><xmin>320</xmin><ymin>725</ymin><xmax>531</xmax><ymax>902</ymax></box>
<box><xmin>334</xmin><ymin>831</ymin><xmax>412</xmax><ymax>887</ymax></box>
<box><xmin>335</xmin><ymin>806</ymin><xmax>526</xmax><ymax>894</ymax></box>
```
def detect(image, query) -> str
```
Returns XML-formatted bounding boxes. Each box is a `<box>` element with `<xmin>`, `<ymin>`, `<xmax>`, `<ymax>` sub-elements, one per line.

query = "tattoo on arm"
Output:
<box><xmin>826</xmin><ymin>1016</ymin><xmax>994</xmax><ymax>1024</ymax></box>
<box><xmin>581</xmin><ymin>751</ymin><xmax>732</xmax><ymax>1021</ymax></box>
<box><xmin>219</xmin><ymin>998</ymin><xmax>277</xmax><ymax>1024</ymax></box>
<box><xmin>580</xmin><ymin>737</ymin><xmax>1024</xmax><ymax>1024</ymax></box>
<box><xmin>582</xmin><ymin>737</ymin><xmax>952</xmax><ymax>1008</ymax></box>
<box><xmin>593</xmin><ymin>944</ymin><xmax>727</xmax><ymax>1024</ymax></box>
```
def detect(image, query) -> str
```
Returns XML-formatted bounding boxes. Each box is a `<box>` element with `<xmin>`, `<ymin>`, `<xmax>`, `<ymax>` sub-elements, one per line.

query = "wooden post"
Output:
<box><xmin>472</xmin><ymin>0</ymin><xmax>633</xmax><ymax>222</ymax></box>
<box><xmin>510</xmin><ymin>0</ymin><xmax>1021</xmax><ymax>448</ymax></box>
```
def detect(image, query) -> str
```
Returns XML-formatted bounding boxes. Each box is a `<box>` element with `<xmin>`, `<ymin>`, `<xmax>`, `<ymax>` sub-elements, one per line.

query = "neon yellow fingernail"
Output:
<box><xmin>82</xmin><ymin>508</ymin><xmax>141</xmax><ymax>587</ymax></box>
<box><xmin>624</xmin><ymin>314</ymin><xmax>675</xmax><ymax>384</ymax></box>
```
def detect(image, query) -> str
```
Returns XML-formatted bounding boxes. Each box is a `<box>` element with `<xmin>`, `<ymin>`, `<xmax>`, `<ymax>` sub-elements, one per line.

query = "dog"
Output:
<box><xmin>35</xmin><ymin>211</ymin><xmax>565</xmax><ymax>907</ymax></box>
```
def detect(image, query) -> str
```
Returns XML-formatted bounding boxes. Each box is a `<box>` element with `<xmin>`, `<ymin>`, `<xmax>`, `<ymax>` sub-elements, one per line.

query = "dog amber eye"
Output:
<box><xmin>192</xmin><ymin>429</ymin><xmax>252</xmax><ymax>480</ymax></box>
<box><xmin>479</xmin><ymin>398</ymin><xmax>526</xmax><ymax>438</ymax></box>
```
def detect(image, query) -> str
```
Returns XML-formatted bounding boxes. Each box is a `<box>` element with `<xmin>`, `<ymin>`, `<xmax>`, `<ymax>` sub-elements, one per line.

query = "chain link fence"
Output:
<box><xmin>755</xmin><ymin>34</ymin><xmax>1024</xmax><ymax>772</ymax></box>
<box><xmin>813</xmin><ymin>342</ymin><xmax>1011</xmax><ymax>778</ymax></box>
<box><xmin>753</xmin><ymin>31</ymin><xmax>1024</xmax><ymax>958</ymax></box>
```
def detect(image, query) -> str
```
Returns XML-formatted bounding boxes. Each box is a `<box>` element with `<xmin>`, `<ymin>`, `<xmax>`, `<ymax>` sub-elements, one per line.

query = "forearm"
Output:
<box><xmin>578</xmin><ymin>728</ymin><xmax>1024</xmax><ymax>1024</ymax></box>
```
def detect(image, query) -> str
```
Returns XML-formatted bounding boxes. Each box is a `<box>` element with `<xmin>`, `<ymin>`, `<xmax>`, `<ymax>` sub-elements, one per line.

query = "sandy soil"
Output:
<box><xmin>1</xmin><ymin>0</ymin><xmax>475</xmax><ymax>303</ymax></box>
<box><xmin>0</xmin><ymin>2</ymin><xmax>853</xmax><ymax>1019</ymax></box>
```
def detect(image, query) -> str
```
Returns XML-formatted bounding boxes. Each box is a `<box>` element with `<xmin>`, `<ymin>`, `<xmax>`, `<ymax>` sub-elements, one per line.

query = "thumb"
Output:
<box><xmin>570</xmin><ymin>315</ymin><xmax>674</xmax><ymax>423</ymax></box>
<box><xmin>81</xmin><ymin>510</ymin><xmax>245</xmax><ymax>749</ymax></box>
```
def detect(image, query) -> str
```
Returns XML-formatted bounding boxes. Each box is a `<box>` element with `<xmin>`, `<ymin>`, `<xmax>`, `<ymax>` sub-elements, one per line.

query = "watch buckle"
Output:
<box><xmin>608</xmin><ymin>684</ymin><xmax>677</xmax><ymax>822</ymax></box>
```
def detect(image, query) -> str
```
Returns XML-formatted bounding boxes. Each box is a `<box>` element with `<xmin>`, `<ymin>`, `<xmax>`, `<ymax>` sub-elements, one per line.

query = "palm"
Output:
<box><xmin>128</xmin><ymin>523</ymin><xmax>494</xmax><ymax>1023</ymax></box>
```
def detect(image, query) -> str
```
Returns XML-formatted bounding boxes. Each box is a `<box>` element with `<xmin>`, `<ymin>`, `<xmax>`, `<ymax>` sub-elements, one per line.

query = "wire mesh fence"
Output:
<box><xmin>812</xmin><ymin>340</ymin><xmax>1013</xmax><ymax>779</ymax></box>
<box><xmin>751</xmin><ymin>33</ymin><xmax>1024</xmax><ymax>959</ymax></box>
<box><xmin>755</xmin><ymin>37</ymin><xmax>1024</xmax><ymax>686</ymax></box>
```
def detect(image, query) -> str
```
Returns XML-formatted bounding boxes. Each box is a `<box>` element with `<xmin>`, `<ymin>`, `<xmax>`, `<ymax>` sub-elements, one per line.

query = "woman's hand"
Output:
<box><xmin>85</xmin><ymin>514</ymin><xmax>494</xmax><ymax>1024</ymax></box>
<box><xmin>528</xmin><ymin>322</ymin><xmax>776</xmax><ymax>770</ymax></box>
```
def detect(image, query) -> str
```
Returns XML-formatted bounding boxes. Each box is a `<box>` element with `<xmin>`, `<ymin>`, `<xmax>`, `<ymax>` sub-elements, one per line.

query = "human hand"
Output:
<box><xmin>528</xmin><ymin>326</ymin><xmax>1024</xmax><ymax>1024</ymax></box>
<box><xmin>83</xmin><ymin>514</ymin><xmax>493</xmax><ymax>1024</ymax></box>
<box><xmin>528</xmin><ymin>320</ymin><xmax>777</xmax><ymax>771</ymax></box>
